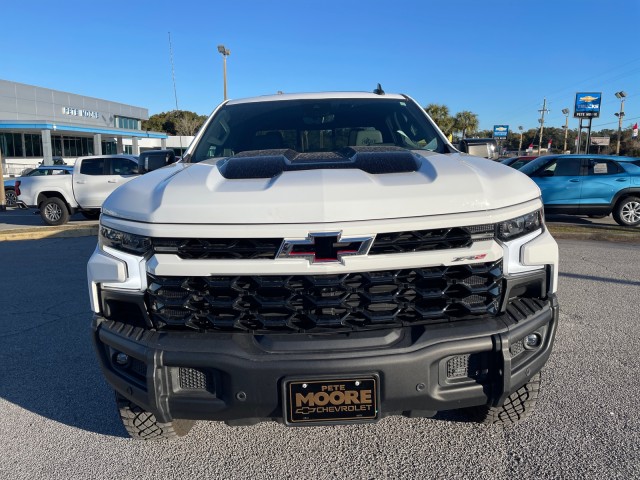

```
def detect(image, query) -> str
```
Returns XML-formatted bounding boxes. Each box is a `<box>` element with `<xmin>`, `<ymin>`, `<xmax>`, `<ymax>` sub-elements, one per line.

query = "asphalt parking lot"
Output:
<box><xmin>0</xmin><ymin>236</ymin><xmax>638</xmax><ymax>479</ymax></box>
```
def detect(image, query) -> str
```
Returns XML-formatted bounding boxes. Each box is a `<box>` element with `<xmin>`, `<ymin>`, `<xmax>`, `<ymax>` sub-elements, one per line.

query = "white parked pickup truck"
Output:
<box><xmin>88</xmin><ymin>90</ymin><xmax>560</xmax><ymax>439</ymax></box>
<box><xmin>16</xmin><ymin>151</ymin><xmax>175</xmax><ymax>225</ymax></box>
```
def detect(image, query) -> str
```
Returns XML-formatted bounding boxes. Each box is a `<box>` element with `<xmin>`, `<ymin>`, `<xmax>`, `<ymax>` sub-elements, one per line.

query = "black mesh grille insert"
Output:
<box><xmin>146</xmin><ymin>260</ymin><xmax>503</xmax><ymax>333</ymax></box>
<box><xmin>153</xmin><ymin>238</ymin><xmax>283</xmax><ymax>260</ymax></box>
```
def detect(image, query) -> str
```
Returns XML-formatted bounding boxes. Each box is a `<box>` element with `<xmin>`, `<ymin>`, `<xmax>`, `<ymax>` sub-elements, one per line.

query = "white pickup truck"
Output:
<box><xmin>88</xmin><ymin>90</ymin><xmax>560</xmax><ymax>439</ymax></box>
<box><xmin>16</xmin><ymin>152</ymin><xmax>175</xmax><ymax>225</ymax></box>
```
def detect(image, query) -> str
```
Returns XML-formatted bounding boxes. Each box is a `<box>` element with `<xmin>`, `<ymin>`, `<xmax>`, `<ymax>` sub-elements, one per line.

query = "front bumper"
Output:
<box><xmin>92</xmin><ymin>294</ymin><xmax>558</xmax><ymax>425</ymax></box>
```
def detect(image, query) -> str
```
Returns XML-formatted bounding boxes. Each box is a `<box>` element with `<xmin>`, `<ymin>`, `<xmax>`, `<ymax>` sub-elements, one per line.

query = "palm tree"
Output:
<box><xmin>424</xmin><ymin>104</ymin><xmax>454</xmax><ymax>135</ymax></box>
<box><xmin>454</xmin><ymin>111</ymin><xmax>479</xmax><ymax>138</ymax></box>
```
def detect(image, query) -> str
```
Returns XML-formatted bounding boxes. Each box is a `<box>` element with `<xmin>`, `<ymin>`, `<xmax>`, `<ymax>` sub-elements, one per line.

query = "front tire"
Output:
<box><xmin>40</xmin><ymin>197</ymin><xmax>70</xmax><ymax>226</ymax></box>
<box><xmin>115</xmin><ymin>392</ymin><xmax>195</xmax><ymax>440</ymax></box>
<box><xmin>613</xmin><ymin>196</ymin><xmax>640</xmax><ymax>226</ymax></box>
<box><xmin>5</xmin><ymin>188</ymin><xmax>17</xmax><ymax>207</ymax></box>
<box><xmin>462</xmin><ymin>372</ymin><xmax>541</xmax><ymax>426</ymax></box>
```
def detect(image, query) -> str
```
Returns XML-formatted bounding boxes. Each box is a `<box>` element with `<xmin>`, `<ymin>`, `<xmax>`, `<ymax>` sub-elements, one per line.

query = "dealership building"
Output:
<box><xmin>0</xmin><ymin>79</ymin><xmax>168</xmax><ymax>174</ymax></box>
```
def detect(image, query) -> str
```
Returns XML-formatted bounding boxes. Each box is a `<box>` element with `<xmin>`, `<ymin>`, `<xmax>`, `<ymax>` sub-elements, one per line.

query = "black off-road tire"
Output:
<box><xmin>5</xmin><ymin>188</ymin><xmax>17</xmax><ymax>207</ymax></box>
<box><xmin>612</xmin><ymin>196</ymin><xmax>640</xmax><ymax>227</ymax></box>
<box><xmin>115</xmin><ymin>392</ymin><xmax>195</xmax><ymax>440</ymax></box>
<box><xmin>463</xmin><ymin>372</ymin><xmax>541</xmax><ymax>426</ymax></box>
<box><xmin>40</xmin><ymin>197</ymin><xmax>70</xmax><ymax>226</ymax></box>
<box><xmin>81</xmin><ymin>209</ymin><xmax>101</xmax><ymax>220</ymax></box>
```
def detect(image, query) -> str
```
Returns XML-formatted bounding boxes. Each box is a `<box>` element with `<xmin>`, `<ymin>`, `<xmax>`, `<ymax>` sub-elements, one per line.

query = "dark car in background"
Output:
<box><xmin>519</xmin><ymin>154</ymin><xmax>640</xmax><ymax>226</ymax></box>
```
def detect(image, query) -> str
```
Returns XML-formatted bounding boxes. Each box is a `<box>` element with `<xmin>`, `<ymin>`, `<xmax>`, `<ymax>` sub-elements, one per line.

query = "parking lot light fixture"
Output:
<box><xmin>615</xmin><ymin>91</ymin><xmax>627</xmax><ymax>155</ymax></box>
<box><xmin>217</xmin><ymin>45</ymin><xmax>231</xmax><ymax>101</ymax></box>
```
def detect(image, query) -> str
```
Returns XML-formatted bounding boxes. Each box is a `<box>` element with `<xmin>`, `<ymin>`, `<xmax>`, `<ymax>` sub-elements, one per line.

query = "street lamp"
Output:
<box><xmin>217</xmin><ymin>44</ymin><xmax>231</xmax><ymax>101</ymax></box>
<box><xmin>615</xmin><ymin>91</ymin><xmax>627</xmax><ymax>155</ymax></box>
<box><xmin>518</xmin><ymin>126</ymin><xmax>524</xmax><ymax>155</ymax></box>
<box><xmin>562</xmin><ymin>108</ymin><xmax>570</xmax><ymax>152</ymax></box>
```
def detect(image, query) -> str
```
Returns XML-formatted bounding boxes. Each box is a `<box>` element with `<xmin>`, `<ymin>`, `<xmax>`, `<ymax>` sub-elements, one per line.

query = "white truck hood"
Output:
<box><xmin>102</xmin><ymin>152</ymin><xmax>539</xmax><ymax>224</ymax></box>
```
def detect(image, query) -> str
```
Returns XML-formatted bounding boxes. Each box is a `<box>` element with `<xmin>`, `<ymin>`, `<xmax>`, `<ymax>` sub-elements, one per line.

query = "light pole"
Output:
<box><xmin>217</xmin><ymin>44</ymin><xmax>230</xmax><ymax>101</ymax></box>
<box><xmin>615</xmin><ymin>91</ymin><xmax>627</xmax><ymax>155</ymax></box>
<box><xmin>562</xmin><ymin>108</ymin><xmax>570</xmax><ymax>152</ymax></box>
<box><xmin>518</xmin><ymin>126</ymin><xmax>523</xmax><ymax>155</ymax></box>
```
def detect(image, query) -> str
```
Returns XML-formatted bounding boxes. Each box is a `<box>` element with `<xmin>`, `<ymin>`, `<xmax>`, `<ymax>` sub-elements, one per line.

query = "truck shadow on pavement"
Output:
<box><xmin>0</xmin><ymin>237</ymin><xmax>128</xmax><ymax>439</ymax></box>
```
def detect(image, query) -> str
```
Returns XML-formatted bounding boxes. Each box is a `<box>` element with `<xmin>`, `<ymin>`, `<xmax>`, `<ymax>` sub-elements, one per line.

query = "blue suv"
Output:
<box><xmin>519</xmin><ymin>154</ymin><xmax>640</xmax><ymax>226</ymax></box>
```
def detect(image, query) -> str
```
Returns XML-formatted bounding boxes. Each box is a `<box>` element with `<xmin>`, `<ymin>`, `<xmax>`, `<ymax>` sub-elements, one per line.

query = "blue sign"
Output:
<box><xmin>574</xmin><ymin>92</ymin><xmax>602</xmax><ymax>118</ymax></box>
<box><xmin>493</xmin><ymin>125</ymin><xmax>509</xmax><ymax>138</ymax></box>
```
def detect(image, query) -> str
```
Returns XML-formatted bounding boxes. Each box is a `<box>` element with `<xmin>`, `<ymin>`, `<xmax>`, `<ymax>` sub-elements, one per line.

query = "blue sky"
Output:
<box><xmin>3</xmin><ymin>0</ymin><xmax>640</xmax><ymax>132</ymax></box>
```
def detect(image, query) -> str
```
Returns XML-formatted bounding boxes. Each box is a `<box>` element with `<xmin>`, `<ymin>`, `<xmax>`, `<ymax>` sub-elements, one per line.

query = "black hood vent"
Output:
<box><xmin>217</xmin><ymin>146</ymin><xmax>421</xmax><ymax>179</ymax></box>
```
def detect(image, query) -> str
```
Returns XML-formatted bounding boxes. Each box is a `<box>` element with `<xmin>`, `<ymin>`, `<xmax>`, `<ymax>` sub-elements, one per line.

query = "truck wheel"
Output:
<box><xmin>463</xmin><ymin>372</ymin><xmax>541</xmax><ymax>426</ymax></box>
<box><xmin>5</xmin><ymin>188</ymin><xmax>17</xmax><ymax>207</ymax></box>
<box><xmin>40</xmin><ymin>197</ymin><xmax>70</xmax><ymax>226</ymax></box>
<box><xmin>612</xmin><ymin>196</ymin><xmax>640</xmax><ymax>226</ymax></box>
<box><xmin>115</xmin><ymin>392</ymin><xmax>194</xmax><ymax>440</ymax></box>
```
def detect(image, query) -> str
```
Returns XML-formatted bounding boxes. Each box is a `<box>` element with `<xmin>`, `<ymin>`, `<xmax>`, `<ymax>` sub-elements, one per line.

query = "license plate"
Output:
<box><xmin>284</xmin><ymin>376</ymin><xmax>379</xmax><ymax>426</ymax></box>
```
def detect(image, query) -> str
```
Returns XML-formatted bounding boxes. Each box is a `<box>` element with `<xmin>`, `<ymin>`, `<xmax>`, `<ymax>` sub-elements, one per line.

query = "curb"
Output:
<box><xmin>0</xmin><ymin>224</ymin><xmax>98</xmax><ymax>242</ymax></box>
<box><xmin>546</xmin><ymin>224</ymin><xmax>639</xmax><ymax>244</ymax></box>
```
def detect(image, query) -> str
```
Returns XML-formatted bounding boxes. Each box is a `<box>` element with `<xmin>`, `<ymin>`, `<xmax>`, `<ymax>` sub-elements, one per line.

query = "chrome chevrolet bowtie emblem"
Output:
<box><xmin>277</xmin><ymin>232</ymin><xmax>374</xmax><ymax>263</ymax></box>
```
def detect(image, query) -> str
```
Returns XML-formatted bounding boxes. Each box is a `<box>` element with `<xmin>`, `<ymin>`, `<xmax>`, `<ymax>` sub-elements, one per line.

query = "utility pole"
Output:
<box><xmin>537</xmin><ymin>98</ymin><xmax>549</xmax><ymax>156</ymax></box>
<box><xmin>615</xmin><ymin>91</ymin><xmax>627</xmax><ymax>155</ymax></box>
<box><xmin>562</xmin><ymin>108</ymin><xmax>570</xmax><ymax>152</ymax></box>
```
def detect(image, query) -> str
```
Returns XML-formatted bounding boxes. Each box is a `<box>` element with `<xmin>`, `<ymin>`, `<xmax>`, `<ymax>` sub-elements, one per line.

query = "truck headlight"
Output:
<box><xmin>497</xmin><ymin>210</ymin><xmax>543</xmax><ymax>242</ymax></box>
<box><xmin>99</xmin><ymin>226</ymin><xmax>152</xmax><ymax>256</ymax></box>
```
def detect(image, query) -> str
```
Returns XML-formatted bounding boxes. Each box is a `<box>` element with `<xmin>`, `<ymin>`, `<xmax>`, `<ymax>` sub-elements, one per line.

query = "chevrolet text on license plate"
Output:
<box><xmin>284</xmin><ymin>376</ymin><xmax>379</xmax><ymax>426</ymax></box>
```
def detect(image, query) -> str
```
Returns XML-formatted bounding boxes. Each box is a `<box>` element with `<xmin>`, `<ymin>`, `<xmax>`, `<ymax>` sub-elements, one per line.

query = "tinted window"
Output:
<box><xmin>587</xmin><ymin>159</ymin><xmax>623</xmax><ymax>175</ymax></box>
<box><xmin>80</xmin><ymin>158</ymin><xmax>105</xmax><ymax>175</ymax></box>
<box><xmin>26</xmin><ymin>169</ymin><xmax>49</xmax><ymax>176</ymax></box>
<box><xmin>534</xmin><ymin>157</ymin><xmax>582</xmax><ymax>177</ymax></box>
<box><xmin>109</xmin><ymin>158</ymin><xmax>138</xmax><ymax>175</ymax></box>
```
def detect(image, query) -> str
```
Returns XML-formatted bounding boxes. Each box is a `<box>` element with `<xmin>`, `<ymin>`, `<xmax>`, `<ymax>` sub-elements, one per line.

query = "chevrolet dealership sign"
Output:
<box><xmin>574</xmin><ymin>92</ymin><xmax>602</xmax><ymax>118</ymax></box>
<box><xmin>61</xmin><ymin>106</ymin><xmax>100</xmax><ymax>119</ymax></box>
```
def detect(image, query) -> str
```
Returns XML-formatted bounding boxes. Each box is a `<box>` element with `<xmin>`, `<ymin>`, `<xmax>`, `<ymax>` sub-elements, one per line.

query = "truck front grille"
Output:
<box><xmin>146</xmin><ymin>260</ymin><xmax>503</xmax><ymax>332</ymax></box>
<box><xmin>150</xmin><ymin>225</ymin><xmax>495</xmax><ymax>260</ymax></box>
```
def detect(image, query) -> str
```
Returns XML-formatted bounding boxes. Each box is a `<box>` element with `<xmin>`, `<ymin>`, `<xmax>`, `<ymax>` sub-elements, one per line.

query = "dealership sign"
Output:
<box><xmin>574</xmin><ymin>92</ymin><xmax>601</xmax><ymax>118</ymax></box>
<box><xmin>61</xmin><ymin>106</ymin><xmax>100</xmax><ymax>119</ymax></box>
<box><xmin>591</xmin><ymin>136</ymin><xmax>610</xmax><ymax>146</ymax></box>
<box><xmin>493</xmin><ymin>125</ymin><xmax>509</xmax><ymax>138</ymax></box>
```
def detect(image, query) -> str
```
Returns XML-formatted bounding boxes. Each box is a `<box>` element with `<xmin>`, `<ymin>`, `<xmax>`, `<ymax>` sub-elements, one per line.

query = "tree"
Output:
<box><xmin>454</xmin><ymin>111</ymin><xmax>479</xmax><ymax>138</ymax></box>
<box><xmin>142</xmin><ymin>110</ymin><xmax>207</xmax><ymax>136</ymax></box>
<box><xmin>424</xmin><ymin>104</ymin><xmax>454</xmax><ymax>135</ymax></box>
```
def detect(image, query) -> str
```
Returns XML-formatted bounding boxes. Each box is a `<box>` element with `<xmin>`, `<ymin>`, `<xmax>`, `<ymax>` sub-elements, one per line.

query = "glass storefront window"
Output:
<box><xmin>0</xmin><ymin>133</ymin><xmax>23</xmax><ymax>157</ymax></box>
<box><xmin>116</xmin><ymin>116</ymin><xmax>140</xmax><ymax>130</ymax></box>
<box><xmin>25</xmin><ymin>134</ymin><xmax>43</xmax><ymax>157</ymax></box>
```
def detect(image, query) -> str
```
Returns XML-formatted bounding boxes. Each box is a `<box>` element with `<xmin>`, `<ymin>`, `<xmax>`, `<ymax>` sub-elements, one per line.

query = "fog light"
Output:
<box><xmin>115</xmin><ymin>352</ymin><xmax>130</xmax><ymax>365</ymax></box>
<box><xmin>524</xmin><ymin>333</ymin><xmax>542</xmax><ymax>349</ymax></box>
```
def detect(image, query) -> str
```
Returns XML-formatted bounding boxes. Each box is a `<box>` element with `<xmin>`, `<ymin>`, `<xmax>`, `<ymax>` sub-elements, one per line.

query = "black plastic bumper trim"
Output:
<box><xmin>92</xmin><ymin>294</ymin><xmax>557</xmax><ymax>424</ymax></box>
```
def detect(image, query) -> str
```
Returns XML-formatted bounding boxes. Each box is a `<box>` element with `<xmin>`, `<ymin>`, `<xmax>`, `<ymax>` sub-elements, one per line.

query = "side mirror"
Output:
<box><xmin>140</xmin><ymin>150</ymin><xmax>177</xmax><ymax>173</ymax></box>
<box><xmin>537</xmin><ymin>170</ymin><xmax>554</xmax><ymax>177</ymax></box>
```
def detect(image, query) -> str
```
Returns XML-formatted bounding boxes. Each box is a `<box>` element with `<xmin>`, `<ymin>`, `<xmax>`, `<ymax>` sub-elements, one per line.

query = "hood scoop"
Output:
<box><xmin>217</xmin><ymin>146</ymin><xmax>421</xmax><ymax>179</ymax></box>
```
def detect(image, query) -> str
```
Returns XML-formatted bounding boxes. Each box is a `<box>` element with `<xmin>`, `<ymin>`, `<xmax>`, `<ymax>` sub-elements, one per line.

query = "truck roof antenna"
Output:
<box><xmin>373</xmin><ymin>83</ymin><xmax>385</xmax><ymax>95</ymax></box>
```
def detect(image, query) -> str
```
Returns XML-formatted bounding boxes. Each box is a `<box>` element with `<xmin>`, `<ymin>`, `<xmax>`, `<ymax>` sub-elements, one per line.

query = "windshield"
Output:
<box><xmin>191</xmin><ymin>98</ymin><xmax>445</xmax><ymax>162</ymax></box>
